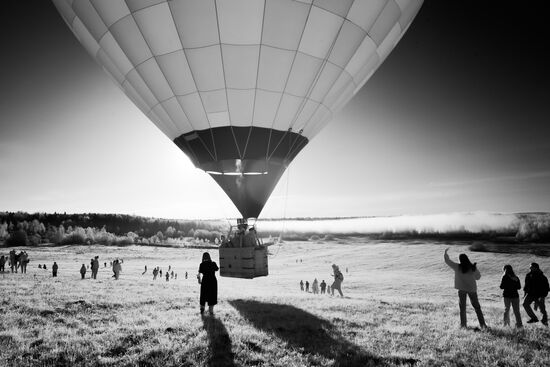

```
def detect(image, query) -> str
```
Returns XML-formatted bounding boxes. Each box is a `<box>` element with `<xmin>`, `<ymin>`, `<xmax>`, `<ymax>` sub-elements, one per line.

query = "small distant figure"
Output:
<box><xmin>300</xmin><ymin>280</ymin><xmax>304</xmax><ymax>291</ymax></box>
<box><xmin>198</xmin><ymin>252</ymin><xmax>219</xmax><ymax>315</ymax></box>
<box><xmin>91</xmin><ymin>256</ymin><xmax>99</xmax><ymax>279</ymax></box>
<box><xmin>80</xmin><ymin>264</ymin><xmax>86</xmax><ymax>279</ymax></box>
<box><xmin>9</xmin><ymin>250</ymin><xmax>16</xmax><ymax>272</ymax></box>
<box><xmin>52</xmin><ymin>262</ymin><xmax>58</xmax><ymax>277</ymax></box>
<box><xmin>42</xmin><ymin>264</ymin><xmax>46</xmax><ymax>271</ymax></box>
<box><xmin>444</xmin><ymin>248</ymin><xmax>486</xmax><ymax>329</ymax></box>
<box><xmin>104</xmin><ymin>262</ymin><xmax>107</xmax><ymax>268</ymax></box>
<box><xmin>143</xmin><ymin>265</ymin><xmax>148</xmax><ymax>275</ymax></box>
<box><xmin>171</xmin><ymin>271</ymin><xmax>174</xmax><ymax>279</ymax></box>
<box><xmin>160</xmin><ymin>270</ymin><xmax>163</xmax><ymax>277</ymax></box>
<box><xmin>39</xmin><ymin>264</ymin><xmax>42</xmax><ymax>269</ymax></box>
<box><xmin>320</xmin><ymin>280</ymin><xmax>327</xmax><ymax>294</ymax></box>
<box><xmin>523</xmin><ymin>262</ymin><xmax>549</xmax><ymax>326</ymax></box>
<box><xmin>153</xmin><ymin>267</ymin><xmax>159</xmax><ymax>280</ymax></box>
<box><xmin>312</xmin><ymin>278</ymin><xmax>319</xmax><ymax>294</ymax></box>
<box><xmin>305</xmin><ymin>281</ymin><xmax>310</xmax><ymax>292</ymax></box>
<box><xmin>165</xmin><ymin>271</ymin><xmax>170</xmax><ymax>282</ymax></box>
<box><xmin>19</xmin><ymin>252</ymin><xmax>29</xmax><ymax>274</ymax></box>
<box><xmin>0</xmin><ymin>255</ymin><xmax>5</xmax><ymax>272</ymax></box>
<box><xmin>331</xmin><ymin>264</ymin><xmax>344</xmax><ymax>297</ymax></box>
<box><xmin>113</xmin><ymin>259</ymin><xmax>122</xmax><ymax>280</ymax></box>
<box><xmin>185</xmin><ymin>271</ymin><xmax>188</xmax><ymax>279</ymax></box>
<box><xmin>500</xmin><ymin>264</ymin><xmax>522</xmax><ymax>328</ymax></box>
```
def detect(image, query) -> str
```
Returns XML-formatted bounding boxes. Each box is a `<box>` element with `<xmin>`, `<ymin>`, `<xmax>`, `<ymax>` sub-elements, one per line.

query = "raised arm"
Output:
<box><xmin>444</xmin><ymin>248</ymin><xmax>458</xmax><ymax>270</ymax></box>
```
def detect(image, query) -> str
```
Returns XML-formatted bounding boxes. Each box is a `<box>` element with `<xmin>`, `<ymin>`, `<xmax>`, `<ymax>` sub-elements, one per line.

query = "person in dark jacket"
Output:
<box><xmin>52</xmin><ymin>262</ymin><xmax>58</xmax><ymax>277</ymax></box>
<box><xmin>500</xmin><ymin>264</ymin><xmax>522</xmax><ymax>328</ymax></box>
<box><xmin>523</xmin><ymin>263</ymin><xmax>549</xmax><ymax>325</ymax></box>
<box><xmin>198</xmin><ymin>252</ymin><xmax>219</xmax><ymax>315</ymax></box>
<box><xmin>80</xmin><ymin>264</ymin><xmax>86</xmax><ymax>279</ymax></box>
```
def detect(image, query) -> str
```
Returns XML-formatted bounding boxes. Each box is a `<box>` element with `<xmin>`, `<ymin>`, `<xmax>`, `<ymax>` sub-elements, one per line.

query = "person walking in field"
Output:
<box><xmin>500</xmin><ymin>264</ymin><xmax>523</xmax><ymax>328</ymax></box>
<box><xmin>198</xmin><ymin>252</ymin><xmax>219</xmax><ymax>316</ymax></box>
<box><xmin>165</xmin><ymin>271</ymin><xmax>170</xmax><ymax>282</ymax></box>
<box><xmin>91</xmin><ymin>256</ymin><xmax>99</xmax><ymax>279</ymax></box>
<box><xmin>19</xmin><ymin>251</ymin><xmax>29</xmax><ymax>274</ymax></box>
<box><xmin>9</xmin><ymin>250</ymin><xmax>16</xmax><ymax>273</ymax></box>
<box><xmin>153</xmin><ymin>267</ymin><xmax>159</xmax><ymax>280</ymax></box>
<box><xmin>300</xmin><ymin>280</ymin><xmax>304</xmax><ymax>291</ymax></box>
<box><xmin>331</xmin><ymin>264</ymin><xmax>344</xmax><ymax>297</ymax></box>
<box><xmin>312</xmin><ymin>278</ymin><xmax>319</xmax><ymax>294</ymax></box>
<box><xmin>444</xmin><ymin>248</ymin><xmax>487</xmax><ymax>329</ymax></box>
<box><xmin>52</xmin><ymin>262</ymin><xmax>58</xmax><ymax>277</ymax></box>
<box><xmin>113</xmin><ymin>259</ymin><xmax>122</xmax><ymax>280</ymax></box>
<box><xmin>80</xmin><ymin>264</ymin><xmax>86</xmax><ymax>279</ymax></box>
<box><xmin>320</xmin><ymin>280</ymin><xmax>327</xmax><ymax>294</ymax></box>
<box><xmin>523</xmin><ymin>263</ymin><xmax>549</xmax><ymax>326</ymax></box>
<box><xmin>305</xmin><ymin>280</ymin><xmax>310</xmax><ymax>292</ymax></box>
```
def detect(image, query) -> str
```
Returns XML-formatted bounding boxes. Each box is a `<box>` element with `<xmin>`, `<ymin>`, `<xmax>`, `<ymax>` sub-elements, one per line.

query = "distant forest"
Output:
<box><xmin>0</xmin><ymin>211</ymin><xmax>229</xmax><ymax>247</ymax></box>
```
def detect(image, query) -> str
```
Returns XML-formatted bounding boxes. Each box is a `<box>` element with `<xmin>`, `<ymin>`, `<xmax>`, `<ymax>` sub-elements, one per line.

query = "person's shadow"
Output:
<box><xmin>229</xmin><ymin>299</ymin><xmax>417</xmax><ymax>366</ymax></box>
<box><xmin>201</xmin><ymin>315</ymin><xmax>237</xmax><ymax>367</ymax></box>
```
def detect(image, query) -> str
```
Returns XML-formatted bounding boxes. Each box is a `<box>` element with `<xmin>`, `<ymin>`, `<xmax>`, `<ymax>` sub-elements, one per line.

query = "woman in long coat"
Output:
<box><xmin>198</xmin><ymin>252</ymin><xmax>219</xmax><ymax>315</ymax></box>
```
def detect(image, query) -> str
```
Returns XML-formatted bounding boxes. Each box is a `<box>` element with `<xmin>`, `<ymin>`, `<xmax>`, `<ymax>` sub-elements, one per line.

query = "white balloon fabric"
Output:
<box><xmin>53</xmin><ymin>0</ymin><xmax>423</xmax><ymax>218</ymax></box>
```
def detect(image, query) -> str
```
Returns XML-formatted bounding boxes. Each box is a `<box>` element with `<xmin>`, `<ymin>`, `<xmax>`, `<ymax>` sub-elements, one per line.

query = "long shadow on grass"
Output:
<box><xmin>229</xmin><ymin>299</ymin><xmax>417</xmax><ymax>367</ymax></box>
<box><xmin>201</xmin><ymin>315</ymin><xmax>236</xmax><ymax>367</ymax></box>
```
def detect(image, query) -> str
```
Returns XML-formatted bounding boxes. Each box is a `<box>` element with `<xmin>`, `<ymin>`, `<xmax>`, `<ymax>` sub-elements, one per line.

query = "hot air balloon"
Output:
<box><xmin>53</xmin><ymin>0</ymin><xmax>423</xmax><ymax>278</ymax></box>
<box><xmin>52</xmin><ymin>0</ymin><xmax>423</xmax><ymax>219</ymax></box>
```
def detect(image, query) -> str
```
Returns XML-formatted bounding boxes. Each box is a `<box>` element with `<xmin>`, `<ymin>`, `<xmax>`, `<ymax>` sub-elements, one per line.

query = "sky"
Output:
<box><xmin>0</xmin><ymin>1</ymin><xmax>549</xmax><ymax>220</ymax></box>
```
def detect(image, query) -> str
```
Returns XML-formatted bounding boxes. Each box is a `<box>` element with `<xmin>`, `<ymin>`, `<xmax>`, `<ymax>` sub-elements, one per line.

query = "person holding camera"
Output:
<box><xmin>444</xmin><ymin>248</ymin><xmax>487</xmax><ymax>329</ymax></box>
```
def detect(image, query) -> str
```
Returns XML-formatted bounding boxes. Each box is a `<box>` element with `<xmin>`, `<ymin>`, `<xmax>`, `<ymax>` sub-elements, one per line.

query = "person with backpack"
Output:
<box><xmin>331</xmin><ymin>264</ymin><xmax>344</xmax><ymax>297</ymax></box>
<box><xmin>444</xmin><ymin>248</ymin><xmax>487</xmax><ymax>329</ymax></box>
<box><xmin>500</xmin><ymin>264</ymin><xmax>523</xmax><ymax>328</ymax></box>
<box><xmin>523</xmin><ymin>262</ymin><xmax>549</xmax><ymax>326</ymax></box>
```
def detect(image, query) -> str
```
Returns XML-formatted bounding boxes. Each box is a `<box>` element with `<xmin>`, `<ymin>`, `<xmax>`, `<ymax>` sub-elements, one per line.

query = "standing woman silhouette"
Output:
<box><xmin>500</xmin><ymin>264</ymin><xmax>523</xmax><ymax>328</ymax></box>
<box><xmin>198</xmin><ymin>252</ymin><xmax>219</xmax><ymax>315</ymax></box>
<box><xmin>444</xmin><ymin>248</ymin><xmax>487</xmax><ymax>329</ymax></box>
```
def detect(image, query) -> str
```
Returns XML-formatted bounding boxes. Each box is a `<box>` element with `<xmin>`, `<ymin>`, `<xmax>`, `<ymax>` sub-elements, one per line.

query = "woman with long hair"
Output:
<box><xmin>198</xmin><ymin>252</ymin><xmax>219</xmax><ymax>315</ymax></box>
<box><xmin>500</xmin><ymin>264</ymin><xmax>523</xmax><ymax>328</ymax></box>
<box><xmin>444</xmin><ymin>248</ymin><xmax>487</xmax><ymax>329</ymax></box>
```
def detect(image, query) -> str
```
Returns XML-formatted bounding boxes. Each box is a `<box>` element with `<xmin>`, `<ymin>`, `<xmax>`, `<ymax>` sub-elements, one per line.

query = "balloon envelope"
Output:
<box><xmin>53</xmin><ymin>0</ymin><xmax>423</xmax><ymax>218</ymax></box>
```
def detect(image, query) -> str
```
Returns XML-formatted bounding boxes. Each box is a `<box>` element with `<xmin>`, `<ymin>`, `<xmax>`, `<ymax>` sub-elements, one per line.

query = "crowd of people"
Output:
<box><xmin>2</xmin><ymin>247</ymin><xmax>548</xmax><ymax>328</ymax></box>
<box><xmin>444</xmin><ymin>248</ymin><xmax>549</xmax><ymax>329</ymax></box>
<box><xmin>300</xmin><ymin>264</ymin><xmax>345</xmax><ymax>297</ymax></box>
<box><xmin>0</xmin><ymin>250</ymin><xmax>30</xmax><ymax>273</ymax></box>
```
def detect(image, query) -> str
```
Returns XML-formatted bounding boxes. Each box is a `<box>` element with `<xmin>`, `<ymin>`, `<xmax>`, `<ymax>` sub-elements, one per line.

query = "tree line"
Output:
<box><xmin>0</xmin><ymin>211</ymin><xmax>229</xmax><ymax>247</ymax></box>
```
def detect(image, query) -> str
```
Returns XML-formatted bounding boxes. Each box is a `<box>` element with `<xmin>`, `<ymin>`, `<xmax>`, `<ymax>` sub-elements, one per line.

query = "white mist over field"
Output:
<box><xmin>257</xmin><ymin>212</ymin><xmax>549</xmax><ymax>239</ymax></box>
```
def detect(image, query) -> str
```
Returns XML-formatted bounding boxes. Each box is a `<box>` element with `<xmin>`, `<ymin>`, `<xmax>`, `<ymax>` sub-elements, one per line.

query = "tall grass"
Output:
<box><xmin>0</xmin><ymin>241</ymin><xmax>549</xmax><ymax>366</ymax></box>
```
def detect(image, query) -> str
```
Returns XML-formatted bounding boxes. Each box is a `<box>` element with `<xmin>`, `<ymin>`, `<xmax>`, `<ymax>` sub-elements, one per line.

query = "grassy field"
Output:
<box><xmin>1</xmin><ymin>240</ymin><xmax>549</xmax><ymax>366</ymax></box>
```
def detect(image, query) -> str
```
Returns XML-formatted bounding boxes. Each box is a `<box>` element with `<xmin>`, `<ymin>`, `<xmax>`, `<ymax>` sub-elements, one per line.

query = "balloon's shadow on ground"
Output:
<box><xmin>229</xmin><ymin>299</ymin><xmax>417</xmax><ymax>366</ymax></box>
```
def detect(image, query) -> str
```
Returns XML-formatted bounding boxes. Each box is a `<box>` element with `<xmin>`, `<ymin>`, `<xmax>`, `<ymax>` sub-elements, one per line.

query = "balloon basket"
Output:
<box><xmin>219</xmin><ymin>246</ymin><xmax>268</xmax><ymax>279</ymax></box>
